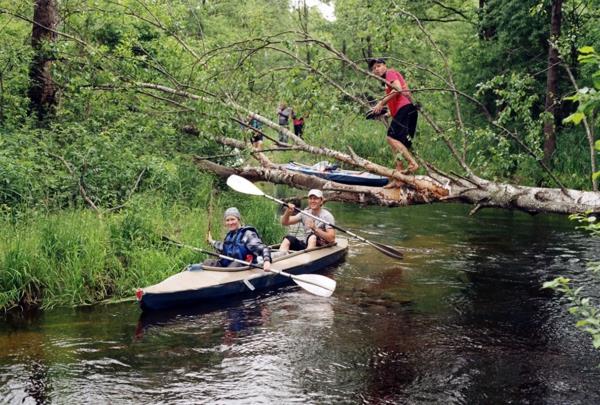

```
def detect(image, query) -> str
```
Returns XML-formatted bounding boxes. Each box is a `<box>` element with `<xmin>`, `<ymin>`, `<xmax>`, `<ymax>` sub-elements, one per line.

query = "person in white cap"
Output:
<box><xmin>279</xmin><ymin>189</ymin><xmax>336</xmax><ymax>253</ymax></box>
<box><xmin>204</xmin><ymin>207</ymin><xmax>271</xmax><ymax>271</ymax></box>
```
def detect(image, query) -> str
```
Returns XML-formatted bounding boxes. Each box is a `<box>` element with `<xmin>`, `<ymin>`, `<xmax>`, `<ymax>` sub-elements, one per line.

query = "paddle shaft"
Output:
<box><xmin>264</xmin><ymin>194</ymin><xmax>402</xmax><ymax>258</ymax></box>
<box><xmin>162</xmin><ymin>237</ymin><xmax>332</xmax><ymax>291</ymax></box>
<box><xmin>225</xmin><ymin>174</ymin><xmax>402</xmax><ymax>259</ymax></box>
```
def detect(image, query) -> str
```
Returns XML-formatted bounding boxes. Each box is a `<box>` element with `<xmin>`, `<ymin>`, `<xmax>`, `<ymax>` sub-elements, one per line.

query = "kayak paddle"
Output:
<box><xmin>226</xmin><ymin>174</ymin><xmax>404</xmax><ymax>260</ymax></box>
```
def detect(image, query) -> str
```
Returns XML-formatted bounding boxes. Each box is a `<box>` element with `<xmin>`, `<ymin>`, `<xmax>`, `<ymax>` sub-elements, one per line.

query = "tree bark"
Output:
<box><xmin>542</xmin><ymin>0</ymin><xmax>562</xmax><ymax>166</ymax></box>
<box><xmin>478</xmin><ymin>0</ymin><xmax>495</xmax><ymax>40</ymax></box>
<box><xmin>194</xmin><ymin>159</ymin><xmax>600</xmax><ymax>215</ymax></box>
<box><xmin>139</xmin><ymin>81</ymin><xmax>600</xmax><ymax>214</ymax></box>
<box><xmin>28</xmin><ymin>0</ymin><xmax>58</xmax><ymax>121</ymax></box>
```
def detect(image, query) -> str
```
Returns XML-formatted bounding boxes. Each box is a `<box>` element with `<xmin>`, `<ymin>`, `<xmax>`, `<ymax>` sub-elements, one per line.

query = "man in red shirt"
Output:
<box><xmin>368</xmin><ymin>58</ymin><xmax>419</xmax><ymax>186</ymax></box>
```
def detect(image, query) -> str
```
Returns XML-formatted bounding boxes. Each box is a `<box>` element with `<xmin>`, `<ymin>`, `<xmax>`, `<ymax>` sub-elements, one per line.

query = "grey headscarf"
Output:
<box><xmin>223</xmin><ymin>207</ymin><xmax>241</xmax><ymax>220</ymax></box>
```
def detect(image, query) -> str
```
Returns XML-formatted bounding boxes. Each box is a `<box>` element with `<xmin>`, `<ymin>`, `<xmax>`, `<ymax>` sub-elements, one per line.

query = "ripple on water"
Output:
<box><xmin>3</xmin><ymin>205</ymin><xmax>600</xmax><ymax>403</ymax></box>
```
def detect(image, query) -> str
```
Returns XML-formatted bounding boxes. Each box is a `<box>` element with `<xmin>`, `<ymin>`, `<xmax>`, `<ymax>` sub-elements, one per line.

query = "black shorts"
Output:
<box><xmin>251</xmin><ymin>134</ymin><xmax>264</xmax><ymax>143</ymax></box>
<box><xmin>283</xmin><ymin>234</ymin><xmax>317</xmax><ymax>251</ymax></box>
<box><xmin>294</xmin><ymin>125</ymin><xmax>303</xmax><ymax>136</ymax></box>
<box><xmin>387</xmin><ymin>104</ymin><xmax>418</xmax><ymax>148</ymax></box>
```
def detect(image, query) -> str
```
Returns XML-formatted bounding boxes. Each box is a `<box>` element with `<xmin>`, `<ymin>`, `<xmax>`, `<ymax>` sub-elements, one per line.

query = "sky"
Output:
<box><xmin>291</xmin><ymin>0</ymin><xmax>336</xmax><ymax>21</ymax></box>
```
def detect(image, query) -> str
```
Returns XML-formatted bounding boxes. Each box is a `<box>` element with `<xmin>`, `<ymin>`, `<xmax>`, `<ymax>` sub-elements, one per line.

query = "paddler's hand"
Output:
<box><xmin>285</xmin><ymin>203</ymin><xmax>296</xmax><ymax>215</ymax></box>
<box><xmin>207</xmin><ymin>231</ymin><xmax>215</xmax><ymax>245</ymax></box>
<box><xmin>305</xmin><ymin>218</ymin><xmax>315</xmax><ymax>231</ymax></box>
<box><xmin>263</xmin><ymin>261</ymin><xmax>271</xmax><ymax>272</ymax></box>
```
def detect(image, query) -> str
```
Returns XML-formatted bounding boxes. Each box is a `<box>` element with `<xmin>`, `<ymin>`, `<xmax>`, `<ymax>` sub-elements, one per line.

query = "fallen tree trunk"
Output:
<box><xmin>194</xmin><ymin>159</ymin><xmax>600</xmax><ymax>214</ymax></box>
<box><xmin>138</xmin><ymin>83</ymin><xmax>600</xmax><ymax>215</ymax></box>
<box><xmin>138</xmin><ymin>82</ymin><xmax>449</xmax><ymax>199</ymax></box>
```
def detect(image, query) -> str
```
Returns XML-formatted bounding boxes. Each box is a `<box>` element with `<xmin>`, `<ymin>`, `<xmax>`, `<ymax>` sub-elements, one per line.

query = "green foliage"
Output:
<box><xmin>543</xmin><ymin>267</ymin><xmax>600</xmax><ymax>349</ymax></box>
<box><xmin>544</xmin><ymin>49</ymin><xmax>600</xmax><ymax>349</ymax></box>
<box><xmin>564</xmin><ymin>47</ymin><xmax>600</xmax><ymax>125</ymax></box>
<box><xmin>2</xmin><ymin>0</ymin><xmax>600</xmax><ymax>309</ymax></box>
<box><xmin>544</xmin><ymin>211</ymin><xmax>600</xmax><ymax>349</ymax></box>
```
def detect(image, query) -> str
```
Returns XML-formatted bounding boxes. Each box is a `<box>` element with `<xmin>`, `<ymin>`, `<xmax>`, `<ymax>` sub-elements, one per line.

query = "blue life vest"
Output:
<box><xmin>221</xmin><ymin>226</ymin><xmax>258</xmax><ymax>266</ymax></box>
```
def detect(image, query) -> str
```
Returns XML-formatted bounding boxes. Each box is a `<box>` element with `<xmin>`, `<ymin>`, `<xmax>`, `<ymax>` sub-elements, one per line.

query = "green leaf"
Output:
<box><xmin>543</xmin><ymin>276</ymin><xmax>570</xmax><ymax>289</ymax></box>
<box><xmin>593</xmin><ymin>335</ymin><xmax>600</xmax><ymax>349</ymax></box>
<box><xmin>564</xmin><ymin>112</ymin><xmax>585</xmax><ymax>125</ymax></box>
<box><xmin>576</xmin><ymin>319</ymin><xmax>590</xmax><ymax>327</ymax></box>
<box><xmin>579</xmin><ymin>46</ymin><xmax>596</xmax><ymax>54</ymax></box>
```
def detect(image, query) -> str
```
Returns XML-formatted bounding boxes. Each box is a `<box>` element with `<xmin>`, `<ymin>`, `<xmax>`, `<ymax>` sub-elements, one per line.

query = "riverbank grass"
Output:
<box><xmin>0</xmin><ymin>193</ymin><xmax>284</xmax><ymax>311</ymax></box>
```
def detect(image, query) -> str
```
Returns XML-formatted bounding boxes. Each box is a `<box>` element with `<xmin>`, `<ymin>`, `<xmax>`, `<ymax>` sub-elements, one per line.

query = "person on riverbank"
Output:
<box><xmin>292</xmin><ymin>111</ymin><xmax>307</xmax><ymax>138</ymax></box>
<box><xmin>246</xmin><ymin>114</ymin><xmax>264</xmax><ymax>149</ymax></box>
<box><xmin>276</xmin><ymin>102</ymin><xmax>293</xmax><ymax>143</ymax></box>
<box><xmin>368</xmin><ymin>58</ymin><xmax>419</xmax><ymax>186</ymax></box>
<box><xmin>279</xmin><ymin>189</ymin><xmax>336</xmax><ymax>252</ymax></box>
<box><xmin>206</xmin><ymin>207</ymin><xmax>271</xmax><ymax>271</ymax></box>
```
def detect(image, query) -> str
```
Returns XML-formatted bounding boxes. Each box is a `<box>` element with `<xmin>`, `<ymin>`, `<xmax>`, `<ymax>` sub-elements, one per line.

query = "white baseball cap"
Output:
<box><xmin>307</xmin><ymin>189</ymin><xmax>323</xmax><ymax>198</ymax></box>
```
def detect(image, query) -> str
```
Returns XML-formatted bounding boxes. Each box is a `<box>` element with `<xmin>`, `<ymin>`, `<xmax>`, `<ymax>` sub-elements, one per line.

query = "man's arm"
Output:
<box><xmin>281</xmin><ymin>203</ymin><xmax>302</xmax><ymax>226</ymax></box>
<box><xmin>373</xmin><ymin>79</ymin><xmax>408</xmax><ymax>113</ymax></box>
<box><xmin>309</xmin><ymin>224</ymin><xmax>336</xmax><ymax>243</ymax></box>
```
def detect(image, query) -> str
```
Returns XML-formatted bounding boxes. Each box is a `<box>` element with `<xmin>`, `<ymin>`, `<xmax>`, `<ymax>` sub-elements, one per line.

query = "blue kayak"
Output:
<box><xmin>285</xmin><ymin>162</ymin><xmax>389</xmax><ymax>187</ymax></box>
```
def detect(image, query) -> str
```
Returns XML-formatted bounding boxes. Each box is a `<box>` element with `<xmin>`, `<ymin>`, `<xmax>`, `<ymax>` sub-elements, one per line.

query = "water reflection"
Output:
<box><xmin>135</xmin><ymin>297</ymin><xmax>275</xmax><ymax>347</ymax></box>
<box><xmin>2</xmin><ymin>204</ymin><xmax>600</xmax><ymax>403</ymax></box>
<box><xmin>0</xmin><ymin>310</ymin><xmax>53</xmax><ymax>404</ymax></box>
<box><xmin>25</xmin><ymin>360</ymin><xmax>51</xmax><ymax>404</ymax></box>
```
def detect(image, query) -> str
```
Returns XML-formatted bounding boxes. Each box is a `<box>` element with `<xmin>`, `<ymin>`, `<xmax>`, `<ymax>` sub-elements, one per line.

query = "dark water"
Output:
<box><xmin>2</xmin><ymin>204</ymin><xmax>600</xmax><ymax>404</ymax></box>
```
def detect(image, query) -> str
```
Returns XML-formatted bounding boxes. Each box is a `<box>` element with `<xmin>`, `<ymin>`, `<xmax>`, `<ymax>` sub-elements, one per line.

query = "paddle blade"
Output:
<box><xmin>226</xmin><ymin>175</ymin><xmax>265</xmax><ymax>196</ymax></box>
<box><xmin>291</xmin><ymin>274</ymin><xmax>336</xmax><ymax>297</ymax></box>
<box><xmin>370</xmin><ymin>241</ymin><xmax>404</xmax><ymax>260</ymax></box>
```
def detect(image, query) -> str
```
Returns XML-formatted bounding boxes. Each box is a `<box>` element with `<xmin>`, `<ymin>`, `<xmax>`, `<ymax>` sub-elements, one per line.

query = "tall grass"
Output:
<box><xmin>0</xmin><ymin>190</ymin><xmax>285</xmax><ymax>311</ymax></box>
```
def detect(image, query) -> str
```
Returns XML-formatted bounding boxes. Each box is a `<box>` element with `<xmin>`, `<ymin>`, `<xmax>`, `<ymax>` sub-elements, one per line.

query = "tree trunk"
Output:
<box><xmin>138</xmin><ymin>82</ymin><xmax>600</xmax><ymax>215</ymax></box>
<box><xmin>303</xmin><ymin>1</ymin><xmax>311</xmax><ymax>65</ymax></box>
<box><xmin>478</xmin><ymin>0</ymin><xmax>495</xmax><ymax>40</ymax></box>
<box><xmin>542</xmin><ymin>0</ymin><xmax>562</xmax><ymax>166</ymax></box>
<box><xmin>28</xmin><ymin>0</ymin><xmax>58</xmax><ymax>121</ymax></box>
<box><xmin>194</xmin><ymin>159</ymin><xmax>600</xmax><ymax>215</ymax></box>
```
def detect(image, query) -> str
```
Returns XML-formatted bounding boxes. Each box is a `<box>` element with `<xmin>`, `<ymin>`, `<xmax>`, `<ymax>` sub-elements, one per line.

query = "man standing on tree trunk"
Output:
<box><xmin>368</xmin><ymin>58</ymin><xmax>419</xmax><ymax>187</ymax></box>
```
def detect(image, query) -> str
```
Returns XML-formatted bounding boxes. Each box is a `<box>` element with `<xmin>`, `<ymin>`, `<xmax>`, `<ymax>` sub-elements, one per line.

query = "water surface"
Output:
<box><xmin>1</xmin><ymin>204</ymin><xmax>599</xmax><ymax>404</ymax></box>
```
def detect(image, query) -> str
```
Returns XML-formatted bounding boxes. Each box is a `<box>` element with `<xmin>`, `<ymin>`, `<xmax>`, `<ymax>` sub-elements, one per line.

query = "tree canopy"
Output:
<box><xmin>1</xmin><ymin>0</ymin><xmax>600</xmax><ymax>213</ymax></box>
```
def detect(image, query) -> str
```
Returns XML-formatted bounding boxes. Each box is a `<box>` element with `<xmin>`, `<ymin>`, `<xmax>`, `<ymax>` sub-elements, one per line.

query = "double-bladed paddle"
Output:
<box><xmin>226</xmin><ymin>174</ymin><xmax>404</xmax><ymax>260</ymax></box>
<box><xmin>161</xmin><ymin>236</ymin><xmax>336</xmax><ymax>297</ymax></box>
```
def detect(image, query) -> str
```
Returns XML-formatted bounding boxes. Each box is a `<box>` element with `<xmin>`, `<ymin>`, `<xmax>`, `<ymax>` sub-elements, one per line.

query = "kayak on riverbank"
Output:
<box><xmin>285</xmin><ymin>162</ymin><xmax>389</xmax><ymax>187</ymax></box>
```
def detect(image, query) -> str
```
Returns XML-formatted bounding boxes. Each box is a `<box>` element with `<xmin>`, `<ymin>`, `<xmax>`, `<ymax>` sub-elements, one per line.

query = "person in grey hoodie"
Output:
<box><xmin>205</xmin><ymin>207</ymin><xmax>272</xmax><ymax>270</ymax></box>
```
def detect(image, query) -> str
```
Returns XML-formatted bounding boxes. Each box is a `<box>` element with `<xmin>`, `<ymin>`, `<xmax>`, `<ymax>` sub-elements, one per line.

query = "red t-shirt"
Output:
<box><xmin>385</xmin><ymin>69</ymin><xmax>412</xmax><ymax>116</ymax></box>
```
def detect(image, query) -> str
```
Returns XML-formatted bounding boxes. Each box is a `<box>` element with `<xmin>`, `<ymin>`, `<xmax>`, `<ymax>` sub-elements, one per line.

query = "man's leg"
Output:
<box><xmin>383</xmin><ymin>140</ymin><xmax>405</xmax><ymax>189</ymax></box>
<box><xmin>387</xmin><ymin>137</ymin><xmax>418</xmax><ymax>173</ymax></box>
<box><xmin>252</xmin><ymin>140</ymin><xmax>263</xmax><ymax>150</ymax></box>
<box><xmin>279</xmin><ymin>130</ymin><xmax>288</xmax><ymax>143</ymax></box>
<box><xmin>279</xmin><ymin>237</ymin><xmax>291</xmax><ymax>252</ymax></box>
<box><xmin>306</xmin><ymin>234</ymin><xmax>318</xmax><ymax>249</ymax></box>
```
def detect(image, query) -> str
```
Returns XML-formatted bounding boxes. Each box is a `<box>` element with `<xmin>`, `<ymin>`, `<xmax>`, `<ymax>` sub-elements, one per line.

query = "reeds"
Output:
<box><xmin>0</xmin><ymin>191</ymin><xmax>284</xmax><ymax>311</ymax></box>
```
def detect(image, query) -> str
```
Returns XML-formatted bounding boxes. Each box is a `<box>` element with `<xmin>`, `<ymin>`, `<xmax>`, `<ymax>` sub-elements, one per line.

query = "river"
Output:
<box><xmin>1</xmin><ymin>203</ymin><xmax>600</xmax><ymax>404</ymax></box>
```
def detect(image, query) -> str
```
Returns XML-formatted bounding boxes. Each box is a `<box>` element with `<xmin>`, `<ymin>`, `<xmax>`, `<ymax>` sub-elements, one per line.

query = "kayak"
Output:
<box><xmin>136</xmin><ymin>238</ymin><xmax>348</xmax><ymax>311</ymax></box>
<box><xmin>285</xmin><ymin>162</ymin><xmax>389</xmax><ymax>187</ymax></box>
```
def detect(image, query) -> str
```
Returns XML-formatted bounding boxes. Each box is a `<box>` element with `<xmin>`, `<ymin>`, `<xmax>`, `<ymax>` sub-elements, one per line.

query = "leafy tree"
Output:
<box><xmin>544</xmin><ymin>46</ymin><xmax>600</xmax><ymax>349</ymax></box>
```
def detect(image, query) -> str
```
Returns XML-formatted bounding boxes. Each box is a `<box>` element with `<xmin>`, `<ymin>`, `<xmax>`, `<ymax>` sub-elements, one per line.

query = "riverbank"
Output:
<box><xmin>0</xmin><ymin>192</ymin><xmax>284</xmax><ymax>311</ymax></box>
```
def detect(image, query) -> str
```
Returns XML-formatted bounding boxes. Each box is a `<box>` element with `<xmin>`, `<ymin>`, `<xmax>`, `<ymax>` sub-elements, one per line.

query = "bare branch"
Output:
<box><xmin>50</xmin><ymin>153</ymin><xmax>101</xmax><ymax>215</ymax></box>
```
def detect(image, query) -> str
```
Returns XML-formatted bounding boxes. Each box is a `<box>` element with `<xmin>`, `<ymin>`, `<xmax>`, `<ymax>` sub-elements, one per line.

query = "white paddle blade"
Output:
<box><xmin>292</xmin><ymin>274</ymin><xmax>336</xmax><ymax>297</ymax></box>
<box><xmin>226</xmin><ymin>175</ymin><xmax>265</xmax><ymax>196</ymax></box>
